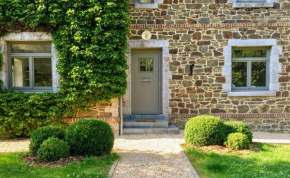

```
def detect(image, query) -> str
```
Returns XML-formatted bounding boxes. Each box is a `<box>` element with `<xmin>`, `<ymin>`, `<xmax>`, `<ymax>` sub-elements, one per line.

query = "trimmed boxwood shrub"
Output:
<box><xmin>224</xmin><ymin>121</ymin><xmax>253</xmax><ymax>142</ymax></box>
<box><xmin>184</xmin><ymin>115</ymin><xmax>226</xmax><ymax>146</ymax></box>
<box><xmin>37</xmin><ymin>137</ymin><xmax>70</xmax><ymax>162</ymax></box>
<box><xmin>226</xmin><ymin>133</ymin><xmax>250</xmax><ymax>150</ymax></box>
<box><xmin>65</xmin><ymin>119</ymin><xmax>114</xmax><ymax>156</ymax></box>
<box><xmin>29</xmin><ymin>126</ymin><xmax>65</xmax><ymax>156</ymax></box>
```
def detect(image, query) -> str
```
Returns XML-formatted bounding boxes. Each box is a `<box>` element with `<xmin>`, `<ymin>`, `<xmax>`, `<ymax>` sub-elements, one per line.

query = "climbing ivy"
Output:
<box><xmin>0</xmin><ymin>0</ymin><xmax>130</xmax><ymax>137</ymax></box>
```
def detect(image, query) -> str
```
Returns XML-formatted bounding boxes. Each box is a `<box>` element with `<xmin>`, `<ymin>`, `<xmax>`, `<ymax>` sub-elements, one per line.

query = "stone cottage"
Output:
<box><xmin>1</xmin><ymin>0</ymin><xmax>290</xmax><ymax>134</ymax></box>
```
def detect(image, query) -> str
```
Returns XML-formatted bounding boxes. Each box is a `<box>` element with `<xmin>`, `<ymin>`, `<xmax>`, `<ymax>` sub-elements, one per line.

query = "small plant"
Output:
<box><xmin>37</xmin><ymin>137</ymin><xmax>70</xmax><ymax>162</ymax></box>
<box><xmin>226</xmin><ymin>133</ymin><xmax>250</xmax><ymax>150</ymax></box>
<box><xmin>29</xmin><ymin>126</ymin><xmax>65</xmax><ymax>156</ymax></box>
<box><xmin>65</xmin><ymin>119</ymin><xmax>114</xmax><ymax>156</ymax></box>
<box><xmin>184</xmin><ymin>115</ymin><xmax>226</xmax><ymax>146</ymax></box>
<box><xmin>224</xmin><ymin>121</ymin><xmax>253</xmax><ymax>142</ymax></box>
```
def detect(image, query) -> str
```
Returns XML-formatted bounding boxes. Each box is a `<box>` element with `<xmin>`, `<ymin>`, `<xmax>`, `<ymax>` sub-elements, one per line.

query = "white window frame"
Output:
<box><xmin>229</xmin><ymin>0</ymin><xmax>278</xmax><ymax>8</ymax></box>
<box><xmin>232</xmin><ymin>47</ymin><xmax>270</xmax><ymax>91</ymax></box>
<box><xmin>8</xmin><ymin>42</ymin><xmax>53</xmax><ymax>92</ymax></box>
<box><xmin>223</xmin><ymin>39</ymin><xmax>282</xmax><ymax>97</ymax></box>
<box><xmin>0</xmin><ymin>32</ymin><xmax>59</xmax><ymax>92</ymax></box>
<box><xmin>132</xmin><ymin>0</ymin><xmax>162</xmax><ymax>9</ymax></box>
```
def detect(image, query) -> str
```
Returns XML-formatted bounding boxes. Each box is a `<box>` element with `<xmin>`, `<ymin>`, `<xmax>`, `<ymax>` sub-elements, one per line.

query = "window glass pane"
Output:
<box><xmin>232</xmin><ymin>49</ymin><xmax>267</xmax><ymax>58</ymax></box>
<box><xmin>147</xmin><ymin>65</ymin><xmax>153</xmax><ymax>72</ymax></box>
<box><xmin>232</xmin><ymin>62</ymin><xmax>247</xmax><ymax>87</ymax></box>
<box><xmin>34</xmin><ymin>58</ymin><xmax>52</xmax><ymax>87</ymax></box>
<box><xmin>140</xmin><ymin>0</ymin><xmax>153</xmax><ymax>3</ymax></box>
<box><xmin>12</xmin><ymin>58</ymin><xmax>30</xmax><ymax>87</ymax></box>
<box><xmin>140</xmin><ymin>59</ymin><xmax>146</xmax><ymax>65</ymax></box>
<box><xmin>147</xmin><ymin>58</ymin><xmax>153</xmax><ymax>65</ymax></box>
<box><xmin>11</xmin><ymin>43</ymin><xmax>51</xmax><ymax>53</ymax></box>
<box><xmin>252</xmin><ymin>62</ymin><xmax>266</xmax><ymax>87</ymax></box>
<box><xmin>140</xmin><ymin>66</ymin><xmax>146</xmax><ymax>72</ymax></box>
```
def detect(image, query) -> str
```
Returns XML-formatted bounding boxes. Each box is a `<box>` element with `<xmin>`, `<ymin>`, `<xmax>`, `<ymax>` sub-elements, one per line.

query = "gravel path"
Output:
<box><xmin>0</xmin><ymin>139</ymin><xmax>30</xmax><ymax>153</ymax></box>
<box><xmin>111</xmin><ymin>133</ymin><xmax>198</xmax><ymax>178</ymax></box>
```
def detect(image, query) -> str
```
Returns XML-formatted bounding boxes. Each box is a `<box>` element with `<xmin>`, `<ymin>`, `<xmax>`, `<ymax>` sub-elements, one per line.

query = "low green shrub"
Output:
<box><xmin>29</xmin><ymin>126</ymin><xmax>65</xmax><ymax>156</ymax></box>
<box><xmin>65</xmin><ymin>119</ymin><xmax>114</xmax><ymax>156</ymax></box>
<box><xmin>224</xmin><ymin>121</ymin><xmax>253</xmax><ymax>142</ymax></box>
<box><xmin>184</xmin><ymin>115</ymin><xmax>226</xmax><ymax>146</ymax></box>
<box><xmin>37</xmin><ymin>137</ymin><xmax>70</xmax><ymax>162</ymax></box>
<box><xmin>226</xmin><ymin>133</ymin><xmax>250</xmax><ymax>150</ymax></box>
<box><xmin>0</xmin><ymin>89</ymin><xmax>70</xmax><ymax>138</ymax></box>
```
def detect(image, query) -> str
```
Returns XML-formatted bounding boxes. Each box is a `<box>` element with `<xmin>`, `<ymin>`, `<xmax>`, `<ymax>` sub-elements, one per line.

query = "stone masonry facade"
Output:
<box><xmin>127</xmin><ymin>0</ymin><xmax>290</xmax><ymax>133</ymax></box>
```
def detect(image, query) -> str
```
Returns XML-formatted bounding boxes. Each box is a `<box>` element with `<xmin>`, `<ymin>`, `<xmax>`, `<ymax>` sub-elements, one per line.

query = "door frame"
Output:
<box><xmin>131</xmin><ymin>49</ymin><xmax>162</xmax><ymax>115</ymax></box>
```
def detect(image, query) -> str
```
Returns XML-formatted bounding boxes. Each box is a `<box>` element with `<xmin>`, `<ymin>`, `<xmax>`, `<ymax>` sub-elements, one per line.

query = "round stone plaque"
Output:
<box><xmin>142</xmin><ymin>31</ymin><xmax>152</xmax><ymax>40</ymax></box>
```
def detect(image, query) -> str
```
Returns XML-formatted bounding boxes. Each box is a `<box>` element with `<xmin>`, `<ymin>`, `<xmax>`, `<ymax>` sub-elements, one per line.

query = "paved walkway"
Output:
<box><xmin>253</xmin><ymin>132</ymin><xmax>290</xmax><ymax>144</ymax></box>
<box><xmin>111</xmin><ymin>133</ymin><xmax>198</xmax><ymax>178</ymax></box>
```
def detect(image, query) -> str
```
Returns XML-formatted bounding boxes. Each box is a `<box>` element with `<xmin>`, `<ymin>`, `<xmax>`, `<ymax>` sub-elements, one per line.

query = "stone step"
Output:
<box><xmin>123</xmin><ymin>126</ymin><xmax>179</xmax><ymax>135</ymax></box>
<box><xmin>123</xmin><ymin>119</ymin><xmax>169</xmax><ymax>128</ymax></box>
<box><xmin>124</xmin><ymin>114</ymin><xmax>167</xmax><ymax>120</ymax></box>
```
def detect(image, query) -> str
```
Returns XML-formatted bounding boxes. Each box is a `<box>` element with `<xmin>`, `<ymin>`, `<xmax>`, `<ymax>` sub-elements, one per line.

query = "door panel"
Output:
<box><xmin>132</xmin><ymin>51</ymin><xmax>161</xmax><ymax>114</ymax></box>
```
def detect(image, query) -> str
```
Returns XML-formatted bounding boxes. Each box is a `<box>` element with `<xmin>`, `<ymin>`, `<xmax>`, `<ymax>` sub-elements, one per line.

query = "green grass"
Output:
<box><xmin>183</xmin><ymin>143</ymin><xmax>290</xmax><ymax>178</ymax></box>
<box><xmin>0</xmin><ymin>152</ymin><xmax>119</xmax><ymax>178</ymax></box>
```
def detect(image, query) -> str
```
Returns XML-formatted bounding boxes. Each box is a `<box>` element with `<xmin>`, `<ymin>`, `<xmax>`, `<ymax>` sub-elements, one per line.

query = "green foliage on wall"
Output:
<box><xmin>0</xmin><ymin>0</ymin><xmax>130</xmax><ymax>137</ymax></box>
<box><xmin>0</xmin><ymin>52</ymin><xmax>3</xmax><ymax>86</ymax></box>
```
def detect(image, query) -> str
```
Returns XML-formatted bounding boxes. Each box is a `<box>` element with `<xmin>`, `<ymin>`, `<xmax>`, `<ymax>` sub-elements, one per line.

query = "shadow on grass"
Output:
<box><xmin>184</xmin><ymin>143</ymin><xmax>290</xmax><ymax>178</ymax></box>
<box><xmin>0</xmin><ymin>152</ymin><xmax>118</xmax><ymax>178</ymax></box>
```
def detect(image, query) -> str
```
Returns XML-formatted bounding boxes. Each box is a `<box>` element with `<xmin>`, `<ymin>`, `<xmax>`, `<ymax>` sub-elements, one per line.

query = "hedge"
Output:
<box><xmin>0</xmin><ymin>0</ymin><xmax>130</xmax><ymax>137</ymax></box>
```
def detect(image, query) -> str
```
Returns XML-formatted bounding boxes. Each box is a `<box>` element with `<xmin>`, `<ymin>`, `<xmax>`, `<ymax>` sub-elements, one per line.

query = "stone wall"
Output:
<box><xmin>129</xmin><ymin>27</ymin><xmax>290</xmax><ymax>115</ymax></box>
<box><xmin>76</xmin><ymin>98</ymin><xmax>119</xmax><ymax>118</ymax></box>
<box><xmin>129</xmin><ymin>0</ymin><xmax>290</xmax><ymax>25</ymax></box>
<box><xmin>170</xmin><ymin>114</ymin><xmax>290</xmax><ymax>133</ymax></box>
<box><xmin>64</xmin><ymin>98</ymin><xmax>120</xmax><ymax>135</ymax></box>
<box><xmin>128</xmin><ymin>0</ymin><xmax>290</xmax><ymax>133</ymax></box>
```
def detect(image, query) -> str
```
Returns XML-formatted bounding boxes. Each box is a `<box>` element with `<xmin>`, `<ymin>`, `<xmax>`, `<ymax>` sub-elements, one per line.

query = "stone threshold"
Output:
<box><xmin>130</xmin><ymin>23</ymin><xmax>290</xmax><ymax>29</ymax></box>
<box><xmin>169</xmin><ymin>113</ymin><xmax>290</xmax><ymax>119</ymax></box>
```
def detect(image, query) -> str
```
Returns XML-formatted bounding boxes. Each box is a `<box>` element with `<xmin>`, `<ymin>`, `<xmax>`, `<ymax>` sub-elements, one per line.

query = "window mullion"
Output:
<box><xmin>29</xmin><ymin>56</ymin><xmax>33</xmax><ymax>89</ymax></box>
<box><xmin>247</xmin><ymin>60</ymin><xmax>251</xmax><ymax>89</ymax></box>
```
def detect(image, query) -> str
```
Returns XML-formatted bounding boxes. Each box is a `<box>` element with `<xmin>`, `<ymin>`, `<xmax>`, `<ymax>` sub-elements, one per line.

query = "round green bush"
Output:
<box><xmin>184</xmin><ymin>115</ymin><xmax>226</xmax><ymax>146</ymax></box>
<box><xmin>37</xmin><ymin>137</ymin><xmax>70</xmax><ymax>162</ymax></box>
<box><xmin>226</xmin><ymin>133</ymin><xmax>250</xmax><ymax>150</ymax></box>
<box><xmin>224</xmin><ymin>121</ymin><xmax>253</xmax><ymax>142</ymax></box>
<box><xmin>29</xmin><ymin>126</ymin><xmax>65</xmax><ymax>156</ymax></box>
<box><xmin>65</xmin><ymin>119</ymin><xmax>114</xmax><ymax>156</ymax></box>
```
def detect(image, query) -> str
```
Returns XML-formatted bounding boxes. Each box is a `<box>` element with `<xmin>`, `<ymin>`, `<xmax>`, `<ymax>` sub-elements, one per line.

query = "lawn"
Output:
<box><xmin>0</xmin><ymin>152</ymin><xmax>119</xmax><ymax>178</ymax></box>
<box><xmin>183</xmin><ymin>143</ymin><xmax>290</xmax><ymax>178</ymax></box>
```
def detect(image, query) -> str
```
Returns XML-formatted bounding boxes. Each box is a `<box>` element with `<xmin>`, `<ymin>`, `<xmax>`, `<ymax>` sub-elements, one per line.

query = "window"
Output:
<box><xmin>232</xmin><ymin>48</ymin><xmax>269</xmax><ymax>90</ymax></box>
<box><xmin>139</xmin><ymin>58</ymin><xmax>153</xmax><ymax>72</ymax></box>
<box><xmin>135</xmin><ymin>0</ymin><xmax>159</xmax><ymax>8</ymax></box>
<box><xmin>236</xmin><ymin>0</ymin><xmax>266</xmax><ymax>2</ymax></box>
<box><xmin>222</xmin><ymin>39</ymin><xmax>282</xmax><ymax>97</ymax></box>
<box><xmin>8</xmin><ymin>42</ymin><xmax>53</xmax><ymax>92</ymax></box>
<box><xmin>139</xmin><ymin>0</ymin><xmax>154</xmax><ymax>3</ymax></box>
<box><xmin>229</xmin><ymin>0</ymin><xmax>277</xmax><ymax>8</ymax></box>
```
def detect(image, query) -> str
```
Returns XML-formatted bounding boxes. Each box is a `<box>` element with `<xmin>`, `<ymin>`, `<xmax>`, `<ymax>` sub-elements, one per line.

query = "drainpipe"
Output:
<box><xmin>119</xmin><ymin>97</ymin><xmax>123</xmax><ymax>135</ymax></box>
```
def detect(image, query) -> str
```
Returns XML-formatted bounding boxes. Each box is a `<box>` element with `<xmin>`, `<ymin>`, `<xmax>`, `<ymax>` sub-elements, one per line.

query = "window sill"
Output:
<box><xmin>232</xmin><ymin>3</ymin><xmax>274</xmax><ymax>8</ymax></box>
<box><xmin>228</xmin><ymin>91</ymin><xmax>276</xmax><ymax>97</ymax></box>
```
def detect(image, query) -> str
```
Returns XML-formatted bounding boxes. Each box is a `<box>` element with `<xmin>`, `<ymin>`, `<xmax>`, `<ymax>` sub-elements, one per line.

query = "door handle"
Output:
<box><xmin>142</xmin><ymin>78</ymin><xmax>151</xmax><ymax>82</ymax></box>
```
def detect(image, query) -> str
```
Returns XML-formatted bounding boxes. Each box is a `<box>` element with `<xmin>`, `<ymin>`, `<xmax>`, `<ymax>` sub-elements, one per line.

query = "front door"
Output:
<box><xmin>132</xmin><ymin>50</ymin><xmax>161</xmax><ymax>114</ymax></box>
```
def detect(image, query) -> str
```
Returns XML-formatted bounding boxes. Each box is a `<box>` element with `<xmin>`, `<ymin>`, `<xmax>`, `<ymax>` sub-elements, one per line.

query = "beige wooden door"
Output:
<box><xmin>132</xmin><ymin>50</ymin><xmax>161</xmax><ymax>114</ymax></box>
